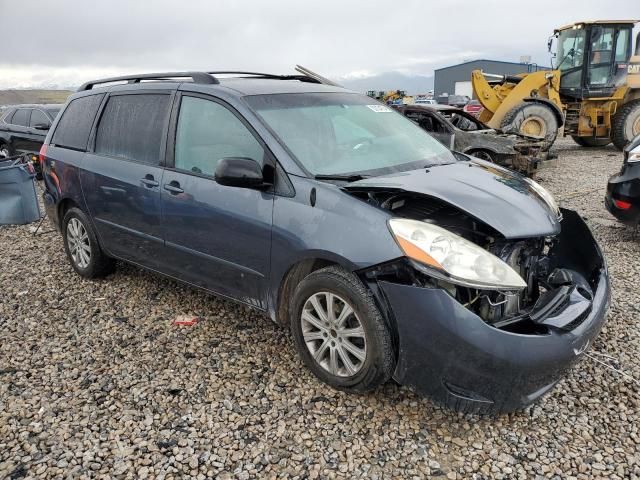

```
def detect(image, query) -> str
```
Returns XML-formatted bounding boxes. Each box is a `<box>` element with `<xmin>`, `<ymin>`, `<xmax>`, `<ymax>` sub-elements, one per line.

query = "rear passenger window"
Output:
<box><xmin>11</xmin><ymin>109</ymin><xmax>30</xmax><ymax>127</ymax></box>
<box><xmin>95</xmin><ymin>94</ymin><xmax>170</xmax><ymax>165</ymax></box>
<box><xmin>30</xmin><ymin>109</ymin><xmax>50</xmax><ymax>127</ymax></box>
<box><xmin>52</xmin><ymin>94</ymin><xmax>104</xmax><ymax>151</ymax></box>
<box><xmin>174</xmin><ymin>96</ymin><xmax>264</xmax><ymax>176</ymax></box>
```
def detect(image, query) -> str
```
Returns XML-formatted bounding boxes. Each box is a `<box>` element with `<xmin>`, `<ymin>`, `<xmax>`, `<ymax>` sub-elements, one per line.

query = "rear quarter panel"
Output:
<box><xmin>42</xmin><ymin>146</ymin><xmax>87</xmax><ymax>228</ymax></box>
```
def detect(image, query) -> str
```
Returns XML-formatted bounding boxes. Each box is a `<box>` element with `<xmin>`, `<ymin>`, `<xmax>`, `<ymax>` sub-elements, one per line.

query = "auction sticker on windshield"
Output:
<box><xmin>367</xmin><ymin>105</ymin><xmax>393</xmax><ymax>112</ymax></box>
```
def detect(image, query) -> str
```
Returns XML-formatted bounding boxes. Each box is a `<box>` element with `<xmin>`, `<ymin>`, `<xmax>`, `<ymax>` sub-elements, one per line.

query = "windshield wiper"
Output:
<box><xmin>314</xmin><ymin>174</ymin><xmax>371</xmax><ymax>182</ymax></box>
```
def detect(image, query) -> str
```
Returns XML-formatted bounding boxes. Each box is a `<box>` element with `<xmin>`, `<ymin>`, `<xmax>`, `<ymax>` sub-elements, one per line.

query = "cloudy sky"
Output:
<box><xmin>0</xmin><ymin>0</ymin><xmax>636</xmax><ymax>88</ymax></box>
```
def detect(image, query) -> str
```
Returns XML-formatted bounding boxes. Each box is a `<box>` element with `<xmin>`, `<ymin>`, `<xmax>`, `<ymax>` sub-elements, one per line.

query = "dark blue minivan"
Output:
<box><xmin>42</xmin><ymin>71</ymin><xmax>610</xmax><ymax>414</ymax></box>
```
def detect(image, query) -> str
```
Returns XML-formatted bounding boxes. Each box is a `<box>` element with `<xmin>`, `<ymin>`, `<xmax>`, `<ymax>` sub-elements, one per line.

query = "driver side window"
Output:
<box><xmin>175</xmin><ymin>96</ymin><xmax>264</xmax><ymax>176</ymax></box>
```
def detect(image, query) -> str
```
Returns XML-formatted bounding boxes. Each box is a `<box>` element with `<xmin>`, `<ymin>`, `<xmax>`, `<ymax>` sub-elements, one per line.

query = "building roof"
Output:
<box><xmin>434</xmin><ymin>59</ymin><xmax>551</xmax><ymax>73</ymax></box>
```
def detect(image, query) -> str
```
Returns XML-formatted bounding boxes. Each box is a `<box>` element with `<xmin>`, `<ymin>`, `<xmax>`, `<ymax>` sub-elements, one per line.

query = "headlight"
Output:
<box><xmin>524</xmin><ymin>177</ymin><xmax>561</xmax><ymax>219</ymax></box>
<box><xmin>388</xmin><ymin>218</ymin><xmax>527</xmax><ymax>290</ymax></box>
<box><xmin>626</xmin><ymin>145</ymin><xmax>640</xmax><ymax>163</ymax></box>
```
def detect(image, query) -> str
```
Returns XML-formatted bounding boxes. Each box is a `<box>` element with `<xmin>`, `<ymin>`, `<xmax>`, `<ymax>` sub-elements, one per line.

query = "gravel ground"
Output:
<box><xmin>1</xmin><ymin>137</ymin><xmax>639</xmax><ymax>479</ymax></box>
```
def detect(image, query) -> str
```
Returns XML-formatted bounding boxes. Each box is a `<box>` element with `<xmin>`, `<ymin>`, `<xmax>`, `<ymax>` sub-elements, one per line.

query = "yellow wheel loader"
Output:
<box><xmin>472</xmin><ymin>20</ymin><xmax>640</xmax><ymax>150</ymax></box>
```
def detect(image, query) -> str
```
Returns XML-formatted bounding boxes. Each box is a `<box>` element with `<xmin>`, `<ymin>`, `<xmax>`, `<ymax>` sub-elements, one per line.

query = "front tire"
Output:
<box><xmin>501</xmin><ymin>103</ymin><xmax>558</xmax><ymax>150</ymax></box>
<box><xmin>62</xmin><ymin>207</ymin><xmax>115</xmax><ymax>278</ymax></box>
<box><xmin>611</xmin><ymin>100</ymin><xmax>640</xmax><ymax>150</ymax></box>
<box><xmin>571</xmin><ymin>136</ymin><xmax>611</xmax><ymax>147</ymax></box>
<box><xmin>290</xmin><ymin>266</ymin><xmax>395</xmax><ymax>393</ymax></box>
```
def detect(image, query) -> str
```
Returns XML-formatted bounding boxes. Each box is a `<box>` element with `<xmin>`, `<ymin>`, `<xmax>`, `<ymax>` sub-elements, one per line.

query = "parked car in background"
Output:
<box><xmin>438</xmin><ymin>94</ymin><xmax>470</xmax><ymax>107</ymax></box>
<box><xmin>0</xmin><ymin>104</ymin><xmax>62</xmax><ymax>177</ymax></box>
<box><xmin>0</xmin><ymin>104</ymin><xmax>61</xmax><ymax>157</ymax></box>
<box><xmin>393</xmin><ymin>103</ymin><xmax>545</xmax><ymax>176</ymax></box>
<box><xmin>415</xmin><ymin>98</ymin><xmax>436</xmax><ymax>105</ymax></box>
<box><xmin>42</xmin><ymin>70</ymin><xmax>609</xmax><ymax>414</ymax></box>
<box><xmin>463</xmin><ymin>99</ymin><xmax>483</xmax><ymax>117</ymax></box>
<box><xmin>606</xmin><ymin>134</ymin><xmax>640</xmax><ymax>224</ymax></box>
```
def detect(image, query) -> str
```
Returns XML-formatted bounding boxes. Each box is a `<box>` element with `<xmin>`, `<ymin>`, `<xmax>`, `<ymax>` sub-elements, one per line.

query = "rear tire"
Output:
<box><xmin>62</xmin><ymin>207</ymin><xmax>115</xmax><ymax>278</ymax></box>
<box><xmin>611</xmin><ymin>100</ymin><xmax>640</xmax><ymax>150</ymax></box>
<box><xmin>501</xmin><ymin>103</ymin><xmax>558</xmax><ymax>150</ymax></box>
<box><xmin>290</xmin><ymin>266</ymin><xmax>395</xmax><ymax>393</ymax></box>
<box><xmin>571</xmin><ymin>136</ymin><xmax>611</xmax><ymax>147</ymax></box>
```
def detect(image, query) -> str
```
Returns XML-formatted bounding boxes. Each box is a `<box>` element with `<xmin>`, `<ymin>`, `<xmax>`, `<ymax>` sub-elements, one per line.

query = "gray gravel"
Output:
<box><xmin>1</xmin><ymin>137</ymin><xmax>640</xmax><ymax>479</ymax></box>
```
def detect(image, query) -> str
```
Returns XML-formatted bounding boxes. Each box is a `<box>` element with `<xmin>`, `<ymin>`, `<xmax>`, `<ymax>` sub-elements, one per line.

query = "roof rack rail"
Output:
<box><xmin>77</xmin><ymin>72</ymin><xmax>219</xmax><ymax>91</ymax></box>
<box><xmin>208</xmin><ymin>71</ymin><xmax>322</xmax><ymax>84</ymax></box>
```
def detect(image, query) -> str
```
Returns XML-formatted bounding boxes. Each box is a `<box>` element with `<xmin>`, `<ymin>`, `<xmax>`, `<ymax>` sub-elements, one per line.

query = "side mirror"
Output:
<box><xmin>214</xmin><ymin>157</ymin><xmax>266</xmax><ymax>188</ymax></box>
<box><xmin>33</xmin><ymin>123</ymin><xmax>50</xmax><ymax>131</ymax></box>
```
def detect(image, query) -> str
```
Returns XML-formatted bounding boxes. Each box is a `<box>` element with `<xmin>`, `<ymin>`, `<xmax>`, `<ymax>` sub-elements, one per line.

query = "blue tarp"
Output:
<box><xmin>0</xmin><ymin>157</ymin><xmax>41</xmax><ymax>225</ymax></box>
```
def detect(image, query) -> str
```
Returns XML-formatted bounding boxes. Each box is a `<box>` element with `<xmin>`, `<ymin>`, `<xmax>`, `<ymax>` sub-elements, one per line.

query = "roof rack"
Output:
<box><xmin>208</xmin><ymin>71</ymin><xmax>323</xmax><ymax>84</ymax></box>
<box><xmin>77</xmin><ymin>72</ymin><xmax>219</xmax><ymax>91</ymax></box>
<box><xmin>76</xmin><ymin>66</ymin><xmax>341</xmax><ymax>92</ymax></box>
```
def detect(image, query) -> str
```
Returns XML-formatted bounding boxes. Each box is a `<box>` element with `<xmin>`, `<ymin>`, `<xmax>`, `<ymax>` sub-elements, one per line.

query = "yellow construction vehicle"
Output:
<box><xmin>472</xmin><ymin>20</ymin><xmax>640</xmax><ymax>149</ymax></box>
<box><xmin>367</xmin><ymin>90</ymin><xmax>406</xmax><ymax>105</ymax></box>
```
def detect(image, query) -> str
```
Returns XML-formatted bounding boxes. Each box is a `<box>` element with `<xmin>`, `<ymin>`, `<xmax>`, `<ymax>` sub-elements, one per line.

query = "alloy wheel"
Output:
<box><xmin>67</xmin><ymin>218</ymin><xmax>91</xmax><ymax>269</ymax></box>
<box><xmin>300</xmin><ymin>292</ymin><xmax>367</xmax><ymax>377</ymax></box>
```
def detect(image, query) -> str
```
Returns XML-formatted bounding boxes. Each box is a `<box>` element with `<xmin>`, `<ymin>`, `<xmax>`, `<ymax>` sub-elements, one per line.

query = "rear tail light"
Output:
<box><xmin>614</xmin><ymin>199</ymin><xmax>632</xmax><ymax>210</ymax></box>
<box><xmin>39</xmin><ymin>144</ymin><xmax>48</xmax><ymax>165</ymax></box>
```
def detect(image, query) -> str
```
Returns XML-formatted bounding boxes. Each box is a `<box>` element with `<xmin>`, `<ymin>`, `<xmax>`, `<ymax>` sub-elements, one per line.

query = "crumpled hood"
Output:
<box><xmin>346</xmin><ymin>160</ymin><xmax>561</xmax><ymax>239</ymax></box>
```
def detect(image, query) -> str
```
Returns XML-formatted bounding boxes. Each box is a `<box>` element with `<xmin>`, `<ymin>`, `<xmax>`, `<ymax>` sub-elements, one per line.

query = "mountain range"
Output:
<box><xmin>0</xmin><ymin>71</ymin><xmax>435</xmax><ymax>105</ymax></box>
<box><xmin>338</xmin><ymin>71</ymin><xmax>434</xmax><ymax>95</ymax></box>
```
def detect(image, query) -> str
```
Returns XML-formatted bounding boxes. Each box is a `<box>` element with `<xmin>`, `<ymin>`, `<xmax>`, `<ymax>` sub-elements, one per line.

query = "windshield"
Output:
<box><xmin>556</xmin><ymin>28</ymin><xmax>586</xmax><ymax>71</ymax></box>
<box><xmin>245</xmin><ymin>92</ymin><xmax>456</xmax><ymax>177</ymax></box>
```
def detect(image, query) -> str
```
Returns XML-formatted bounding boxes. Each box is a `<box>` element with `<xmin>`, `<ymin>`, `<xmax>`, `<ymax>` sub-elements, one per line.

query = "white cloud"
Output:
<box><xmin>0</xmin><ymin>0</ymin><xmax>636</xmax><ymax>88</ymax></box>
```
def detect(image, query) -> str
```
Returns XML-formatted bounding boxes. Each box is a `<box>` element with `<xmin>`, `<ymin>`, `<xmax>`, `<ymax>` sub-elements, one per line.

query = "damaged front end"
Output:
<box><xmin>356</xmin><ymin>189</ymin><xmax>609</xmax><ymax>413</ymax></box>
<box><xmin>467</xmin><ymin>131</ymin><xmax>547</xmax><ymax>178</ymax></box>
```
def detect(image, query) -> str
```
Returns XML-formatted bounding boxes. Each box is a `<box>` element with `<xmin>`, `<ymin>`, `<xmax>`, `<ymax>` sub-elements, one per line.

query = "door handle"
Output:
<box><xmin>164</xmin><ymin>181</ymin><xmax>184</xmax><ymax>194</ymax></box>
<box><xmin>141</xmin><ymin>175</ymin><xmax>159</xmax><ymax>188</ymax></box>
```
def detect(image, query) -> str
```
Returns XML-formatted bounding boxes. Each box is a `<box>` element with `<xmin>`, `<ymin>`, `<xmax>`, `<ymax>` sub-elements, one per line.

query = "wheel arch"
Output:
<box><xmin>622</xmin><ymin>88</ymin><xmax>640</xmax><ymax>104</ymax></box>
<box><xmin>274</xmin><ymin>255</ymin><xmax>353</xmax><ymax>326</ymax></box>
<box><xmin>463</xmin><ymin>147</ymin><xmax>500</xmax><ymax>157</ymax></box>
<box><xmin>57</xmin><ymin>197</ymin><xmax>81</xmax><ymax>229</ymax></box>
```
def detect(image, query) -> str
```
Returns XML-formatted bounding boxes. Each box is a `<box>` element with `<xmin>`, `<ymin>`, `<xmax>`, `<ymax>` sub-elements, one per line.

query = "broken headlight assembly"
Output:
<box><xmin>388</xmin><ymin>218</ymin><xmax>527</xmax><ymax>290</ymax></box>
<box><xmin>524</xmin><ymin>177</ymin><xmax>561</xmax><ymax>219</ymax></box>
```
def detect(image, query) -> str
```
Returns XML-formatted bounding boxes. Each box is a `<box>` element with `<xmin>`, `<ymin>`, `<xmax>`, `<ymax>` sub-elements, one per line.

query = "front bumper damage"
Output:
<box><xmin>375</xmin><ymin>209</ymin><xmax>610</xmax><ymax>413</ymax></box>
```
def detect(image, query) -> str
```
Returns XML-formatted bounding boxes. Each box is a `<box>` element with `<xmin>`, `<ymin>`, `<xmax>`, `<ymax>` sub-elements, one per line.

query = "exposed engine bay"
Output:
<box><xmin>355</xmin><ymin>190</ymin><xmax>597</xmax><ymax>335</ymax></box>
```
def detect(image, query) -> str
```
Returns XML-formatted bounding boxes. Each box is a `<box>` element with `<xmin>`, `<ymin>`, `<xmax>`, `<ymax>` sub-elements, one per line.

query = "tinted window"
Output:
<box><xmin>30</xmin><ymin>109</ymin><xmax>50</xmax><ymax>127</ymax></box>
<box><xmin>95</xmin><ymin>94</ymin><xmax>170</xmax><ymax>165</ymax></box>
<box><xmin>52</xmin><ymin>94</ymin><xmax>104</xmax><ymax>150</ymax></box>
<box><xmin>175</xmin><ymin>96</ymin><xmax>264</xmax><ymax>176</ymax></box>
<box><xmin>11</xmin><ymin>109</ymin><xmax>30</xmax><ymax>127</ymax></box>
